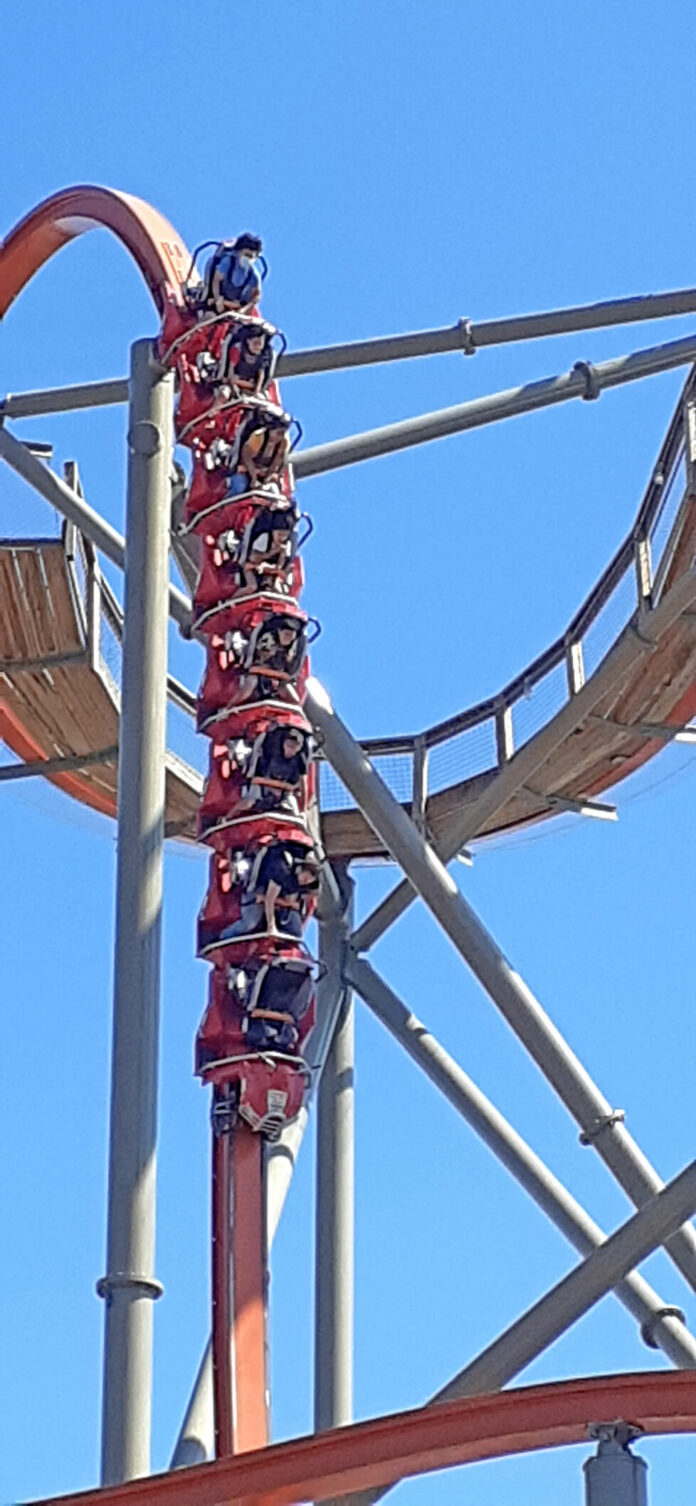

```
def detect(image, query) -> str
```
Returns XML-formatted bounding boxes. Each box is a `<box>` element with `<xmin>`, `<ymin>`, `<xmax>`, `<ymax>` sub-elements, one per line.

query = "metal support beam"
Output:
<box><xmin>170</xmin><ymin>871</ymin><xmax>351</xmax><ymax>1468</ymax></box>
<box><xmin>344</xmin><ymin>1161</ymin><xmax>696</xmax><ymax>1506</ymax></box>
<box><xmin>0</xmin><ymin>377</ymin><xmax>129</xmax><ymax>418</ymax></box>
<box><xmin>315</xmin><ymin>872</ymin><xmax>355</xmax><ymax>1434</ymax></box>
<box><xmin>0</xmin><ymin>648</ymin><xmax>87</xmax><ymax>673</ymax></box>
<box><xmin>5</xmin><ymin>284</ymin><xmax>696</xmax><ymax>416</ymax></box>
<box><xmin>277</xmin><ymin>287</ymin><xmax>696</xmax><ymax>378</ymax></box>
<box><xmin>522</xmin><ymin>786</ymin><xmax>618</xmax><ymax>820</ymax></box>
<box><xmin>588</xmin><ymin>713</ymin><xmax>696</xmax><ymax>743</ymax></box>
<box><xmin>293</xmin><ymin>332</ymin><xmax>696</xmax><ymax>479</ymax></box>
<box><xmin>0</xmin><ymin>423</ymin><xmax>191</xmax><ymax>631</ymax></box>
<box><xmin>98</xmin><ymin>340</ymin><xmax>173</xmax><ymax>1484</ymax></box>
<box><xmin>346</xmin><ymin>956</ymin><xmax>696</xmax><ymax>1368</ymax></box>
<box><xmin>304</xmin><ymin>676</ymin><xmax>696</xmax><ymax>1291</ymax></box>
<box><xmin>584</xmin><ymin>1425</ymin><xmax>649</xmax><ymax>1506</ymax></box>
<box><xmin>352</xmin><ymin>566</ymin><xmax>696</xmax><ymax>952</ymax></box>
<box><xmin>0</xmin><ymin>744</ymin><xmax>118</xmax><ymax>781</ymax></box>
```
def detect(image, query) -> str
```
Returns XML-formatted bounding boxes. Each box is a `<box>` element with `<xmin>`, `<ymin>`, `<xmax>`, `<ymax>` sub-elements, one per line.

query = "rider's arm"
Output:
<box><xmin>264</xmin><ymin>879</ymin><xmax>282</xmax><ymax>934</ymax></box>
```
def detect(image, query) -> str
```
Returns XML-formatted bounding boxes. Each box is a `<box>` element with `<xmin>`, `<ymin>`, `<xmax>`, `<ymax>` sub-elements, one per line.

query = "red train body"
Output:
<box><xmin>162</xmin><ymin>235</ymin><xmax>319</xmax><ymax>1136</ymax></box>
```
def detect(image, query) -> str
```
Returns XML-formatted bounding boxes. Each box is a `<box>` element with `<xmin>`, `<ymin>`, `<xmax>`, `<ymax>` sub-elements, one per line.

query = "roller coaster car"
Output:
<box><xmin>194</xmin><ymin>576</ymin><xmax>305</xmax><ymax>637</ymax></box>
<box><xmin>199</xmin><ymin>720</ymin><xmax>317</xmax><ymax>846</ymax></box>
<box><xmin>175</xmin><ymin>386</ymin><xmax>277</xmax><ymax>449</ymax></box>
<box><xmin>195</xmin><ymin>950</ymin><xmax>316</xmax><ymax>1068</ymax></box>
<box><xmin>194</xmin><ymin>507</ymin><xmax>309</xmax><ymax>612</ymax></box>
<box><xmin>199</xmin><ymin>234</ymin><xmax>267</xmax><ymax>314</ymax></box>
<box><xmin>206</xmin><ymin>1057</ymin><xmax>309</xmax><ymax>1140</ymax></box>
<box><xmin>183</xmin><ymin>403</ymin><xmax>300</xmax><ymax>492</ymax></box>
<box><xmin>218</xmin><ymin>319</ymin><xmax>284</xmax><ymax>398</ymax></box>
<box><xmin>197</xmin><ymin>836</ymin><xmax>321</xmax><ymax>963</ymax></box>
<box><xmin>197</xmin><ymin>607</ymin><xmax>313</xmax><ymax>731</ymax></box>
<box><xmin>183</xmin><ymin>461</ymin><xmax>297</xmax><ymax>537</ymax></box>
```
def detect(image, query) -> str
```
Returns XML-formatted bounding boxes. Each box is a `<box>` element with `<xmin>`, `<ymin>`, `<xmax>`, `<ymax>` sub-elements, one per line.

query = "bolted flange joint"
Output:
<box><xmin>579</xmin><ymin>1108</ymin><xmax>625</xmax><ymax>1145</ymax></box>
<box><xmin>457</xmin><ymin>317</ymin><xmax>477</xmax><ymax>356</ymax></box>
<box><xmin>588</xmin><ymin>1420</ymin><xmax>645</xmax><ymax>1448</ymax></box>
<box><xmin>127</xmin><ymin>420</ymin><xmax>163</xmax><ymax>456</ymax></box>
<box><xmin>640</xmin><ymin>1305</ymin><xmax>687</xmax><ymax>1349</ymax></box>
<box><xmin>572</xmin><ymin>359</ymin><xmax>601</xmax><ymax>400</ymax></box>
<box><xmin>96</xmin><ymin>1272</ymin><xmax>164</xmax><ymax>1301</ymax></box>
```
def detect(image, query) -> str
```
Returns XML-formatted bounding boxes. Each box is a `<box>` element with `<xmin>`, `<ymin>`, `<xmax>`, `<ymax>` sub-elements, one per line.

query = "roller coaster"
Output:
<box><xmin>2</xmin><ymin>186</ymin><xmax>696</xmax><ymax>1506</ymax></box>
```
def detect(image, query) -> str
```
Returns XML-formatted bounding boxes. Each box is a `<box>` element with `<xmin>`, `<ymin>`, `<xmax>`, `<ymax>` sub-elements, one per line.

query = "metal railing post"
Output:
<box><xmin>98</xmin><ymin>340</ymin><xmax>173</xmax><ymax>1484</ymax></box>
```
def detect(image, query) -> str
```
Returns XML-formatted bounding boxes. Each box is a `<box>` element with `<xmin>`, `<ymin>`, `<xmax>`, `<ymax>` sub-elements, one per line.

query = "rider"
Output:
<box><xmin>243</xmin><ymin>960</ymin><xmax>315</xmax><ymax>1052</ymax></box>
<box><xmin>237</xmin><ymin>724</ymin><xmax>312</xmax><ymax>815</ymax></box>
<box><xmin>213</xmin><ymin>509</ymin><xmax>295</xmax><ymax>597</ymax></box>
<box><xmin>224</xmin><ymin>408</ymin><xmax>293</xmax><ymax>497</ymax></box>
<box><xmin>221</xmin><ymin>322</ymin><xmax>276</xmax><ymax>395</ymax></box>
<box><xmin>220</xmin><ymin>842</ymin><xmax>321</xmax><ymax>939</ymax></box>
<box><xmin>207</xmin><ymin>233</ymin><xmax>265</xmax><ymax>312</ymax></box>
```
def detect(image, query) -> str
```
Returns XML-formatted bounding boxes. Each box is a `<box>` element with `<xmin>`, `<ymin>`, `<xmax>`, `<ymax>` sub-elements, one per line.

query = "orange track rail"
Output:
<box><xmin>0</xmin><ymin>185</ymin><xmax>190</xmax><ymax>318</ymax></box>
<box><xmin>230</xmin><ymin>1127</ymin><xmax>268</xmax><ymax>1453</ymax></box>
<box><xmin>0</xmin><ymin>186</ymin><xmax>193</xmax><ymax>814</ymax></box>
<box><xmin>211</xmin><ymin>1114</ymin><xmax>268</xmax><ymax>1456</ymax></box>
<box><xmin>32</xmin><ymin>1371</ymin><xmax>696</xmax><ymax>1506</ymax></box>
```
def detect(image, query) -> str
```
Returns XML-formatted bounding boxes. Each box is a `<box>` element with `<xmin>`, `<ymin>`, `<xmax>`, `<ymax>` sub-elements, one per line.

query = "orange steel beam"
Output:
<box><xmin>29</xmin><ymin>1371</ymin><xmax>696</xmax><ymax>1506</ymax></box>
<box><xmin>211</xmin><ymin>1103</ymin><xmax>234</xmax><ymax>1459</ymax></box>
<box><xmin>0</xmin><ymin>186</ymin><xmax>193</xmax><ymax>817</ymax></box>
<box><xmin>212</xmin><ymin>1113</ymin><xmax>268</xmax><ymax>1458</ymax></box>
<box><xmin>0</xmin><ymin>186</ymin><xmax>190</xmax><ymax>319</ymax></box>
<box><xmin>230</xmin><ymin>1126</ymin><xmax>268</xmax><ymax>1454</ymax></box>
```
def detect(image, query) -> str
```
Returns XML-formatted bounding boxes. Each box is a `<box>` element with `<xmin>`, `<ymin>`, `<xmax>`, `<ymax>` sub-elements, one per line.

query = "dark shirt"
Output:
<box><xmin>253</xmin><ymin>726</ymin><xmax>308</xmax><ymax>785</ymax></box>
<box><xmin>253</xmin><ymin>845</ymin><xmax>299</xmax><ymax>899</ymax></box>
<box><xmin>258</xmin><ymin>966</ymin><xmax>313</xmax><ymax>1021</ymax></box>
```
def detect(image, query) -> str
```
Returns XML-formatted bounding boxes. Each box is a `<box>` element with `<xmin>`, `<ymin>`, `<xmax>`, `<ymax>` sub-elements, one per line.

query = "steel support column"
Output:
<box><xmin>304</xmin><ymin>678</ymin><xmax>696</xmax><ymax>1291</ymax></box>
<box><xmin>315</xmin><ymin>872</ymin><xmax>355</xmax><ymax>1433</ymax></box>
<box><xmin>98</xmin><ymin>340</ymin><xmax>173</xmax><ymax>1484</ymax></box>
<box><xmin>584</xmin><ymin>1427</ymin><xmax>649</xmax><ymax>1506</ymax></box>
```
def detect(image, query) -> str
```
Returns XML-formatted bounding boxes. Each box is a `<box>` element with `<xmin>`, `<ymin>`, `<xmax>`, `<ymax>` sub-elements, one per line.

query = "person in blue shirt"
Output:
<box><xmin>207</xmin><ymin>233</ymin><xmax>265</xmax><ymax>313</ymax></box>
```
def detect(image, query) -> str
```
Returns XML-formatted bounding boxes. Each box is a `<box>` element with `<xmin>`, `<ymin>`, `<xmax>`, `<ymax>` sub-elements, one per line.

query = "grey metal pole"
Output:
<box><xmin>0</xmin><ymin>377</ymin><xmax>129</xmax><ymax>419</ymax></box>
<box><xmin>352</xmin><ymin>564</ymin><xmax>696</xmax><ymax>953</ymax></box>
<box><xmin>5</xmin><ymin>283</ymin><xmax>696</xmax><ymax>416</ymax></box>
<box><xmin>345</xmin><ymin>1161</ymin><xmax>696</xmax><ymax>1506</ymax></box>
<box><xmin>346</xmin><ymin>956</ymin><xmax>696</xmax><ymax>1369</ymax></box>
<box><xmin>584</xmin><ymin>1426</ymin><xmax>649</xmax><ymax>1506</ymax></box>
<box><xmin>293</xmin><ymin>332</ymin><xmax>696</xmax><ymax>478</ymax></box>
<box><xmin>170</xmin><ymin>872</ymin><xmax>350</xmax><ymax>1468</ymax></box>
<box><xmin>98</xmin><ymin>340</ymin><xmax>173</xmax><ymax>1484</ymax></box>
<box><xmin>304</xmin><ymin>677</ymin><xmax>696</xmax><ymax>1291</ymax></box>
<box><xmin>0</xmin><ymin>425</ymin><xmax>190</xmax><ymax>631</ymax></box>
<box><xmin>315</xmin><ymin>873</ymin><xmax>355</xmax><ymax>1433</ymax></box>
<box><xmin>277</xmin><ymin>288</ymin><xmax>696</xmax><ymax>378</ymax></box>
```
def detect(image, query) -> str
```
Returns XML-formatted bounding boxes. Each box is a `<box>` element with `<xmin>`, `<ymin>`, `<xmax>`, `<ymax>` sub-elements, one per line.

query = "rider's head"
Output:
<box><xmin>296</xmin><ymin>851</ymin><xmax>321</xmax><ymax>889</ymax></box>
<box><xmin>233</xmin><ymin>232</ymin><xmax>263</xmax><ymax>257</ymax></box>
<box><xmin>282</xmin><ymin>729</ymin><xmax>305</xmax><ymax>758</ymax></box>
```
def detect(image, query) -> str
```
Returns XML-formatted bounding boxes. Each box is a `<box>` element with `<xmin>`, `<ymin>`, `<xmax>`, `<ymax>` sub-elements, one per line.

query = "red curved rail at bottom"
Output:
<box><xmin>33</xmin><ymin>1370</ymin><xmax>696</xmax><ymax>1506</ymax></box>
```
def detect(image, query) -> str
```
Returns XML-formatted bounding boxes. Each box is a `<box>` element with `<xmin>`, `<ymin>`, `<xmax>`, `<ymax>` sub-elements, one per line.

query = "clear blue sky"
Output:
<box><xmin>2</xmin><ymin>3</ymin><xmax>696</xmax><ymax>1503</ymax></box>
